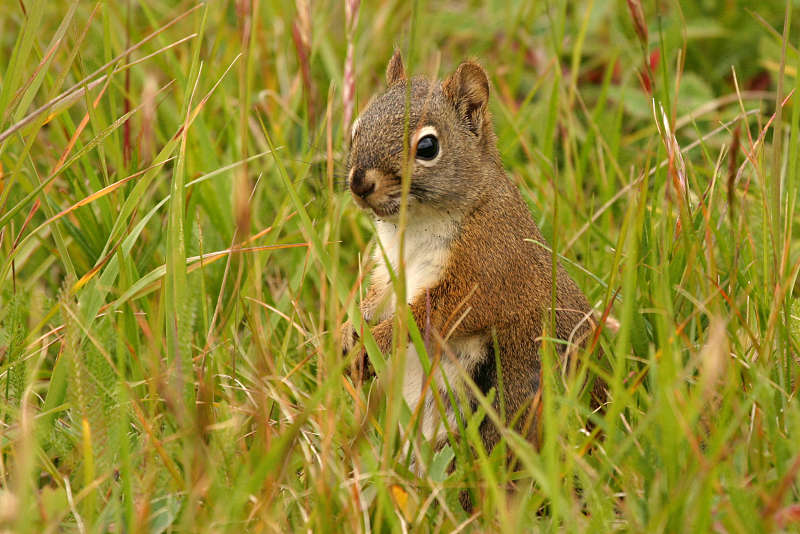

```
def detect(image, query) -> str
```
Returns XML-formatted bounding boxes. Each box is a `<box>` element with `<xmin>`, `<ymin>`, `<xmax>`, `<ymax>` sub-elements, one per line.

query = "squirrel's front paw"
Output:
<box><xmin>339</xmin><ymin>321</ymin><xmax>375</xmax><ymax>381</ymax></box>
<box><xmin>350</xmin><ymin>348</ymin><xmax>375</xmax><ymax>381</ymax></box>
<box><xmin>340</xmin><ymin>320</ymin><xmax>358</xmax><ymax>355</ymax></box>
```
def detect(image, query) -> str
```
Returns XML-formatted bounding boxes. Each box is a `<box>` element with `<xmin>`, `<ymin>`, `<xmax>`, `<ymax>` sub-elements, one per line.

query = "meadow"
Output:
<box><xmin>1</xmin><ymin>0</ymin><xmax>799</xmax><ymax>531</ymax></box>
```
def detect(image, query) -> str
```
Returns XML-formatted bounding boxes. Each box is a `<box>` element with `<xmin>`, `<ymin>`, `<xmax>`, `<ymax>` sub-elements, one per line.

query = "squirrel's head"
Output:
<box><xmin>346</xmin><ymin>51</ymin><xmax>500</xmax><ymax>219</ymax></box>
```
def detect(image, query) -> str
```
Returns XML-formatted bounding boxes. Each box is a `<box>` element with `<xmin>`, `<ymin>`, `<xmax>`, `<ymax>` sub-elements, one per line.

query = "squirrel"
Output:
<box><xmin>341</xmin><ymin>51</ymin><xmax>603</xmax><ymax>466</ymax></box>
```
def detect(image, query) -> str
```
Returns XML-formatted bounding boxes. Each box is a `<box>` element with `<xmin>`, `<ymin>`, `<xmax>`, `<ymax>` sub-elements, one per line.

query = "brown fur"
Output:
<box><xmin>342</xmin><ymin>52</ymin><xmax>602</xmax><ymax>460</ymax></box>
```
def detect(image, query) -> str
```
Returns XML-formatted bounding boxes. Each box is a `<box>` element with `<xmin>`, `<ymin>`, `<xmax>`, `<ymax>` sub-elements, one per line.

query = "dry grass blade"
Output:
<box><xmin>0</xmin><ymin>3</ymin><xmax>201</xmax><ymax>144</ymax></box>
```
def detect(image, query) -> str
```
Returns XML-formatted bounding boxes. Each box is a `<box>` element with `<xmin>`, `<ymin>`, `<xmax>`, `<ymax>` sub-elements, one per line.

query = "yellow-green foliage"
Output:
<box><xmin>0</xmin><ymin>1</ymin><xmax>799</xmax><ymax>532</ymax></box>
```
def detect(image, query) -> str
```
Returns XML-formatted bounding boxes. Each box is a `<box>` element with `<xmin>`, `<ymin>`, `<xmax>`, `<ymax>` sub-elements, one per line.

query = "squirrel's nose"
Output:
<box><xmin>349</xmin><ymin>169</ymin><xmax>376</xmax><ymax>199</ymax></box>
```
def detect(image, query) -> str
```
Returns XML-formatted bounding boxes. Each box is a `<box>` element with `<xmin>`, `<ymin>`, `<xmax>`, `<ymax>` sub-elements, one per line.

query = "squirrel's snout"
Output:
<box><xmin>348</xmin><ymin>168</ymin><xmax>398</xmax><ymax>216</ymax></box>
<box><xmin>349</xmin><ymin>168</ymin><xmax>376</xmax><ymax>199</ymax></box>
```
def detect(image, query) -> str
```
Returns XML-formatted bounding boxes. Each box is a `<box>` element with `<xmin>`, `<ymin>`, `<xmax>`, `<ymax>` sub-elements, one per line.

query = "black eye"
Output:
<box><xmin>415</xmin><ymin>134</ymin><xmax>439</xmax><ymax>161</ymax></box>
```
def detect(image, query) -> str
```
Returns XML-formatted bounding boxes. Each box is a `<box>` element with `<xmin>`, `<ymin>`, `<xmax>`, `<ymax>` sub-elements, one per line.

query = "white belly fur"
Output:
<box><xmin>372</xmin><ymin>213</ymin><xmax>486</xmax><ymax>443</ymax></box>
<box><xmin>401</xmin><ymin>335</ymin><xmax>487</xmax><ymax>443</ymax></box>
<box><xmin>373</xmin><ymin>213</ymin><xmax>455</xmax><ymax>312</ymax></box>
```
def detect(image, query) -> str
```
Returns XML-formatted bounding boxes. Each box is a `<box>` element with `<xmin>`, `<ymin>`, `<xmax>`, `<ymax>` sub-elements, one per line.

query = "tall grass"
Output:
<box><xmin>1</xmin><ymin>0</ymin><xmax>799</xmax><ymax>531</ymax></box>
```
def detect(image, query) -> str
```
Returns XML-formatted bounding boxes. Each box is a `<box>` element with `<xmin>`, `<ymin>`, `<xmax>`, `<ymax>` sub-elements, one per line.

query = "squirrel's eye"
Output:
<box><xmin>415</xmin><ymin>134</ymin><xmax>439</xmax><ymax>161</ymax></box>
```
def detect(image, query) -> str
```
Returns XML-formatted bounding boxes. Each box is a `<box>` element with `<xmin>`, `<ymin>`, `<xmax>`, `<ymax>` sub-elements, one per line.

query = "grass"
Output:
<box><xmin>1</xmin><ymin>0</ymin><xmax>799</xmax><ymax>531</ymax></box>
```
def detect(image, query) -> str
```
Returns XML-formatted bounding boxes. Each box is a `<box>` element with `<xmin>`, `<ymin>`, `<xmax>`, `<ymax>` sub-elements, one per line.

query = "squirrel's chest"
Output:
<box><xmin>373</xmin><ymin>217</ymin><xmax>457</xmax><ymax>313</ymax></box>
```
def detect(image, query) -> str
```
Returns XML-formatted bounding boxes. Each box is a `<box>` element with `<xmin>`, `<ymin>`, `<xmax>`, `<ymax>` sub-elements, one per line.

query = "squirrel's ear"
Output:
<box><xmin>443</xmin><ymin>61</ymin><xmax>489</xmax><ymax>136</ymax></box>
<box><xmin>386</xmin><ymin>49</ymin><xmax>406</xmax><ymax>86</ymax></box>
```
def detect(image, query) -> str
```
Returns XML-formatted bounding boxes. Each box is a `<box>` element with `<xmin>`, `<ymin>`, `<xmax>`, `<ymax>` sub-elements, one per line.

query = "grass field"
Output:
<box><xmin>1</xmin><ymin>0</ymin><xmax>800</xmax><ymax>531</ymax></box>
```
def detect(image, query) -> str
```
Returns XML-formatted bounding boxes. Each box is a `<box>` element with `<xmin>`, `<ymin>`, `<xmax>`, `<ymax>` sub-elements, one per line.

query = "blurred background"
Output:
<box><xmin>1</xmin><ymin>1</ymin><xmax>799</xmax><ymax>531</ymax></box>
